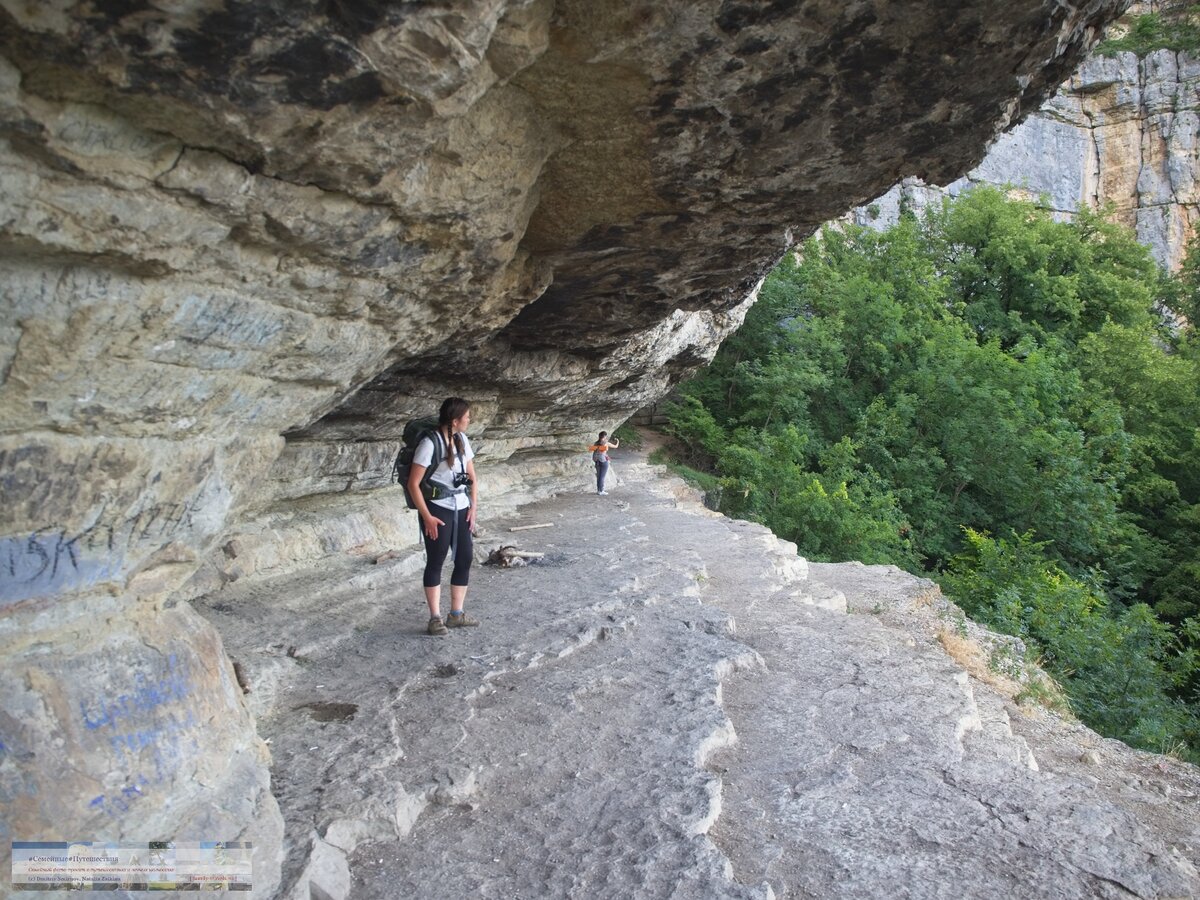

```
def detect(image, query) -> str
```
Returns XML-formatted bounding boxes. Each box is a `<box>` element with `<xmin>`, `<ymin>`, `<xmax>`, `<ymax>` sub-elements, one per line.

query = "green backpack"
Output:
<box><xmin>391</xmin><ymin>417</ymin><xmax>442</xmax><ymax>509</ymax></box>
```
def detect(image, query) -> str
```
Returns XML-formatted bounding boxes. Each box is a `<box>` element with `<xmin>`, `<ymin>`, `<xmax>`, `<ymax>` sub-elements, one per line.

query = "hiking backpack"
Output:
<box><xmin>392</xmin><ymin>417</ymin><xmax>443</xmax><ymax>509</ymax></box>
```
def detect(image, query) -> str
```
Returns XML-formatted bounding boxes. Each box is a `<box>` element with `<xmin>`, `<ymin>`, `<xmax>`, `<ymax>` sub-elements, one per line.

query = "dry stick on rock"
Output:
<box><xmin>509</xmin><ymin>523</ymin><xmax>553</xmax><ymax>532</ymax></box>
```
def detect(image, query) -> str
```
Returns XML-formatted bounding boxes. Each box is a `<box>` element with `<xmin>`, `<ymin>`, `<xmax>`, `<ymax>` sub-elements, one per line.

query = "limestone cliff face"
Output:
<box><xmin>856</xmin><ymin>5</ymin><xmax>1200</xmax><ymax>268</ymax></box>
<box><xmin>0</xmin><ymin>1</ymin><xmax>1127</xmax><ymax>893</ymax></box>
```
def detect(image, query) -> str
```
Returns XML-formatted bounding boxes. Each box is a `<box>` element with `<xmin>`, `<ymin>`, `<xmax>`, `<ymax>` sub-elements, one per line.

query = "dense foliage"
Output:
<box><xmin>664</xmin><ymin>188</ymin><xmax>1200</xmax><ymax>760</ymax></box>
<box><xmin>1097</xmin><ymin>3</ymin><xmax>1200</xmax><ymax>57</ymax></box>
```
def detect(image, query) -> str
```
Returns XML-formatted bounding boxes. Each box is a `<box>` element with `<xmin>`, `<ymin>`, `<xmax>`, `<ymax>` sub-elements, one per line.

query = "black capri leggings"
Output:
<box><xmin>423</xmin><ymin>506</ymin><xmax>473</xmax><ymax>588</ymax></box>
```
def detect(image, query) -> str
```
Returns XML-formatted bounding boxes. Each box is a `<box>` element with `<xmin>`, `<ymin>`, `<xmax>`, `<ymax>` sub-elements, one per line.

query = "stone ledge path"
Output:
<box><xmin>198</xmin><ymin>444</ymin><xmax>1200</xmax><ymax>900</ymax></box>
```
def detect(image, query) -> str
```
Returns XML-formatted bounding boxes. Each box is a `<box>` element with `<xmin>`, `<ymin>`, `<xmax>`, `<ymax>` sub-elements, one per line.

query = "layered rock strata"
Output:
<box><xmin>0</xmin><ymin>0</ymin><xmax>1128</xmax><ymax>885</ymax></box>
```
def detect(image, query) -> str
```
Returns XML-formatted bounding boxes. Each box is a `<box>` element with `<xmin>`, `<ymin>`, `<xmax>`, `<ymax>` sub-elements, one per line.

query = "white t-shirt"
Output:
<box><xmin>413</xmin><ymin>432</ymin><xmax>474</xmax><ymax>511</ymax></box>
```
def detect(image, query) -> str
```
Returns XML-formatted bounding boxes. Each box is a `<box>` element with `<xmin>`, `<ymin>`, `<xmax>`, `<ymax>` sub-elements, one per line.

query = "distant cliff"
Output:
<box><xmin>854</xmin><ymin>9</ymin><xmax>1200</xmax><ymax>269</ymax></box>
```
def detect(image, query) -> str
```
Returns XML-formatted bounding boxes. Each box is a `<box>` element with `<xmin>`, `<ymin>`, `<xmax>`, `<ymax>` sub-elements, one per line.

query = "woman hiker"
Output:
<box><xmin>409</xmin><ymin>397</ymin><xmax>480</xmax><ymax>636</ymax></box>
<box><xmin>589</xmin><ymin>430</ymin><xmax>619</xmax><ymax>496</ymax></box>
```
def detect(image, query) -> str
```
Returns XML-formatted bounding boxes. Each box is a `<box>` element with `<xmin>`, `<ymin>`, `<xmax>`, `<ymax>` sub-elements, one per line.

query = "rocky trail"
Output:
<box><xmin>197</xmin><ymin>444</ymin><xmax>1200</xmax><ymax>899</ymax></box>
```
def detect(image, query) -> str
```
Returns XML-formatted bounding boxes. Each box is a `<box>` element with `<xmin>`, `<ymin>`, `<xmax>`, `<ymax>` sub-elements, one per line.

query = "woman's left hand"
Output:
<box><xmin>466</xmin><ymin>505</ymin><xmax>477</xmax><ymax>533</ymax></box>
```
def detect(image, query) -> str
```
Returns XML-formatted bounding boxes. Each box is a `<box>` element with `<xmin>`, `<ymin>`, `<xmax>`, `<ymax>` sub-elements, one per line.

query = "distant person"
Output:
<box><xmin>589</xmin><ymin>430</ymin><xmax>620</xmax><ymax>496</ymax></box>
<box><xmin>409</xmin><ymin>397</ymin><xmax>480</xmax><ymax>635</ymax></box>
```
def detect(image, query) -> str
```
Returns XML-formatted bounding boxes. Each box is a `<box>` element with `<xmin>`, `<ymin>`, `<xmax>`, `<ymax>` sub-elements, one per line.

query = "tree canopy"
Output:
<box><xmin>664</xmin><ymin>188</ymin><xmax>1200</xmax><ymax>760</ymax></box>
<box><xmin>1096</xmin><ymin>3</ymin><xmax>1200</xmax><ymax>57</ymax></box>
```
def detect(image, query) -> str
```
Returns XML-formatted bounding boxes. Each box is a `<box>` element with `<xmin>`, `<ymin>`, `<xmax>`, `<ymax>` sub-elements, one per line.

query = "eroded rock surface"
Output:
<box><xmin>198</xmin><ymin>449</ymin><xmax>1199</xmax><ymax>899</ymax></box>
<box><xmin>0</xmin><ymin>1</ymin><xmax>1129</xmax><ymax>887</ymax></box>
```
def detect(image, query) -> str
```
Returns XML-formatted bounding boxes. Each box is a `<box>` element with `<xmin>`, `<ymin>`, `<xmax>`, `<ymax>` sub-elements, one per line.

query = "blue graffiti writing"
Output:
<box><xmin>89</xmin><ymin>774</ymin><xmax>150</xmax><ymax>819</ymax></box>
<box><xmin>78</xmin><ymin>655</ymin><xmax>202</xmax><ymax>791</ymax></box>
<box><xmin>80</xmin><ymin>654</ymin><xmax>191</xmax><ymax>731</ymax></box>
<box><xmin>107</xmin><ymin>709</ymin><xmax>200</xmax><ymax>783</ymax></box>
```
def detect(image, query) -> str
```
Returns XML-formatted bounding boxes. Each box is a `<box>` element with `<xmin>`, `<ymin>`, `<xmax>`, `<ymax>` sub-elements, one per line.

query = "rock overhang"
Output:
<box><xmin>0</xmin><ymin>0</ymin><xmax>1129</xmax><ymax>883</ymax></box>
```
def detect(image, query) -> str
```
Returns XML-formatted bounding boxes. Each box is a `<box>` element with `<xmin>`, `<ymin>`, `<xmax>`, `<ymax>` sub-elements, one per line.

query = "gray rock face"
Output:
<box><xmin>0</xmin><ymin>1</ymin><xmax>1128</xmax><ymax>888</ymax></box>
<box><xmin>854</xmin><ymin>7</ymin><xmax>1200</xmax><ymax>269</ymax></box>
<box><xmin>197</xmin><ymin>450</ymin><xmax>1200</xmax><ymax>899</ymax></box>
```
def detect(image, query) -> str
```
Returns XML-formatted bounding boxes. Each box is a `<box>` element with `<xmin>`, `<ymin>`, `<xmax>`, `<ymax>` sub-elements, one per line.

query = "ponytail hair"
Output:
<box><xmin>438</xmin><ymin>397</ymin><xmax>471</xmax><ymax>469</ymax></box>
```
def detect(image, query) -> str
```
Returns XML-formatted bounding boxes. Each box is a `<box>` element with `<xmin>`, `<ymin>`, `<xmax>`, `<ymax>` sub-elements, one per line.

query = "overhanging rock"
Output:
<box><xmin>0</xmin><ymin>1</ymin><xmax>1127</xmax><ymax>892</ymax></box>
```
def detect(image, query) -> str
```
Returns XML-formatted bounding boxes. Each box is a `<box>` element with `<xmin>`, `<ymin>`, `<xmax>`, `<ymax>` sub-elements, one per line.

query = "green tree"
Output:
<box><xmin>661</xmin><ymin>187</ymin><xmax>1200</xmax><ymax>757</ymax></box>
<box><xmin>941</xmin><ymin>529</ymin><xmax>1197</xmax><ymax>759</ymax></box>
<box><xmin>1078</xmin><ymin>321</ymin><xmax>1200</xmax><ymax>617</ymax></box>
<box><xmin>1097</xmin><ymin>5</ymin><xmax>1200</xmax><ymax>57</ymax></box>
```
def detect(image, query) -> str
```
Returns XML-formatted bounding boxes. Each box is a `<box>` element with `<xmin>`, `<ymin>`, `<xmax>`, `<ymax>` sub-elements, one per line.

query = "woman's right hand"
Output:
<box><xmin>422</xmin><ymin>512</ymin><xmax>441</xmax><ymax>540</ymax></box>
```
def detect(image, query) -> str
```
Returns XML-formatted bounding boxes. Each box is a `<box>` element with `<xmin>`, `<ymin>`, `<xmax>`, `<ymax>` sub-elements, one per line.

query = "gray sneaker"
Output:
<box><xmin>427</xmin><ymin>615</ymin><xmax>448</xmax><ymax>636</ymax></box>
<box><xmin>445</xmin><ymin>611</ymin><xmax>480</xmax><ymax>628</ymax></box>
